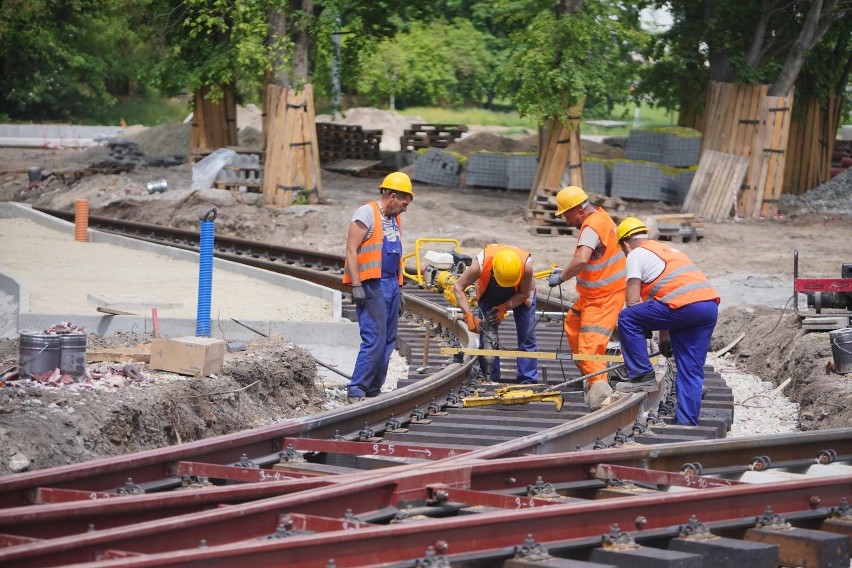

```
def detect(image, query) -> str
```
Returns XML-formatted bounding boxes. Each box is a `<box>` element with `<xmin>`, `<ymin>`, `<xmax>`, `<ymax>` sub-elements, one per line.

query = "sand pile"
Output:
<box><xmin>447</xmin><ymin>132</ymin><xmax>538</xmax><ymax>156</ymax></box>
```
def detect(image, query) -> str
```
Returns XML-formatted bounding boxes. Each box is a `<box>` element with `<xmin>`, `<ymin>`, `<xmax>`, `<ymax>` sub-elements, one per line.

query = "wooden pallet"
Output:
<box><xmin>529</xmin><ymin>225</ymin><xmax>575</xmax><ymax>236</ymax></box>
<box><xmin>322</xmin><ymin>159</ymin><xmax>384</xmax><ymax>177</ymax></box>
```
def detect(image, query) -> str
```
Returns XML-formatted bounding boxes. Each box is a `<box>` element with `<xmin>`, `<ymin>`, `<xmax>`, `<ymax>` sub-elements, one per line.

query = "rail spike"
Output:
<box><xmin>678</xmin><ymin>515</ymin><xmax>716</xmax><ymax>541</ymax></box>
<box><xmin>514</xmin><ymin>534</ymin><xmax>550</xmax><ymax>560</ymax></box>
<box><xmin>755</xmin><ymin>506</ymin><xmax>791</xmax><ymax>530</ymax></box>
<box><xmin>601</xmin><ymin>524</ymin><xmax>640</xmax><ymax>550</ymax></box>
<box><xmin>414</xmin><ymin>543</ymin><xmax>449</xmax><ymax>567</ymax></box>
<box><xmin>831</xmin><ymin>497</ymin><xmax>851</xmax><ymax>520</ymax></box>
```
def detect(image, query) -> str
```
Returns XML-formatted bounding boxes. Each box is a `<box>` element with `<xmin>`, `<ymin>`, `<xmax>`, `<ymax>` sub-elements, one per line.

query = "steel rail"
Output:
<box><xmin>5</xmin><ymin>450</ymin><xmax>851</xmax><ymax>567</ymax></box>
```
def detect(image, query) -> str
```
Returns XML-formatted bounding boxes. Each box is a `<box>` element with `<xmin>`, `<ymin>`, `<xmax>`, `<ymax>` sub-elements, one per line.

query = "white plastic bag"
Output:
<box><xmin>191</xmin><ymin>148</ymin><xmax>237</xmax><ymax>190</ymax></box>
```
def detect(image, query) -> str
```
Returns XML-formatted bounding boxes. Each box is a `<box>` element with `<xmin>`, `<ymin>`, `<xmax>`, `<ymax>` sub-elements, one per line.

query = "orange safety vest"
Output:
<box><xmin>476</xmin><ymin>244</ymin><xmax>533</xmax><ymax>306</ymax></box>
<box><xmin>575</xmin><ymin>208</ymin><xmax>626</xmax><ymax>299</ymax></box>
<box><xmin>637</xmin><ymin>240</ymin><xmax>720</xmax><ymax>308</ymax></box>
<box><xmin>342</xmin><ymin>201</ymin><xmax>403</xmax><ymax>285</ymax></box>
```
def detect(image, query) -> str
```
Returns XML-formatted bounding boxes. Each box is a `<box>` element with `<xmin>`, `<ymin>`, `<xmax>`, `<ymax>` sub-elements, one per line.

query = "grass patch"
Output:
<box><xmin>79</xmin><ymin>96</ymin><xmax>191</xmax><ymax>127</ymax></box>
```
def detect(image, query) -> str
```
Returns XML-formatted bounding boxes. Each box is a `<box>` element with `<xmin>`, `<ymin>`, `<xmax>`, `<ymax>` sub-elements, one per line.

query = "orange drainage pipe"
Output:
<box><xmin>74</xmin><ymin>199</ymin><xmax>89</xmax><ymax>242</ymax></box>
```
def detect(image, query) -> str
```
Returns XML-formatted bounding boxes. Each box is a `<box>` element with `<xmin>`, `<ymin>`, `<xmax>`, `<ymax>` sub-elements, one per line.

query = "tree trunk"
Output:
<box><xmin>268</xmin><ymin>0</ymin><xmax>313</xmax><ymax>89</ymax></box>
<box><xmin>769</xmin><ymin>0</ymin><xmax>839</xmax><ymax>96</ymax></box>
<box><xmin>704</xmin><ymin>0</ymin><xmax>734</xmax><ymax>82</ymax></box>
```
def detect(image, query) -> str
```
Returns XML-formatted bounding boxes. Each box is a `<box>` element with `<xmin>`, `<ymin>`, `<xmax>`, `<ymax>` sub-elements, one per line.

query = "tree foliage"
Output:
<box><xmin>355</xmin><ymin>19</ymin><xmax>494</xmax><ymax>108</ymax></box>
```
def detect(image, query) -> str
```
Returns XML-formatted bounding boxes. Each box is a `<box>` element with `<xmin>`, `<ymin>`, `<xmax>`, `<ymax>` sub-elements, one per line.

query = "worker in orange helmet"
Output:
<box><xmin>452</xmin><ymin>245</ymin><xmax>539</xmax><ymax>384</ymax></box>
<box><xmin>343</xmin><ymin>172</ymin><xmax>414</xmax><ymax>404</ymax></box>
<box><xmin>548</xmin><ymin>186</ymin><xmax>626</xmax><ymax>410</ymax></box>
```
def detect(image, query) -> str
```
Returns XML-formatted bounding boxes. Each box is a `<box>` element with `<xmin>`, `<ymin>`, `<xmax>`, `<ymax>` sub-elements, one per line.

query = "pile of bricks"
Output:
<box><xmin>400</xmin><ymin>124</ymin><xmax>467</xmax><ymax>151</ymax></box>
<box><xmin>316</xmin><ymin>123</ymin><xmax>382</xmax><ymax>164</ymax></box>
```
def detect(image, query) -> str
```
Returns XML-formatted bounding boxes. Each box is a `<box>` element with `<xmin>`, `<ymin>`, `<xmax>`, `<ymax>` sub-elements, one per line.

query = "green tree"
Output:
<box><xmin>0</xmin><ymin>0</ymin><xmax>150</xmax><ymax>121</ymax></box>
<box><xmin>355</xmin><ymin>19</ymin><xmax>494</xmax><ymax>108</ymax></box>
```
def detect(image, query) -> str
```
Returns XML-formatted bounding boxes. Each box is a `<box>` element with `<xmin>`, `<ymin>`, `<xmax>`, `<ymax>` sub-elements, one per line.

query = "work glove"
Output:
<box><xmin>398</xmin><ymin>294</ymin><xmax>406</xmax><ymax>317</ymax></box>
<box><xmin>548</xmin><ymin>268</ymin><xmax>562</xmax><ymax>288</ymax></box>
<box><xmin>463</xmin><ymin>312</ymin><xmax>482</xmax><ymax>333</ymax></box>
<box><xmin>351</xmin><ymin>285</ymin><xmax>366</xmax><ymax>309</ymax></box>
<box><xmin>487</xmin><ymin>304</ymin><xmax>508</xmax><ymax>326</ymax></box>
<box><xmin>659</xmin><ymin>339</ymin><xmax>673</xmax><ymax>358</ymax></box>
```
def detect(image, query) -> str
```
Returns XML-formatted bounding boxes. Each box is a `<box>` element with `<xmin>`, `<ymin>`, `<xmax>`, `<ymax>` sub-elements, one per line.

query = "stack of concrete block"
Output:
<box><xmin>410</xmin><ymin>149</ymin><xmax>464</xmax><ymax>187</ymax></box>
<box><xmin>581</xmin><ymin>160</ymin><xmax>609</xmax><ymax>196</ymax></box>
<box><xmin>466</xmin><ymin>152</ymin><xmax>509</xmax><ymax>189</ymax></box>
<box><xmin>505</xmin><ymin>154</ymin><xmax>537</xmax><ymax>191</ymax></box>
<box><xmin>610</xmin><ymin>160</ymin><xmax>665</xmax><ymax>201</ymax></box>
<box><xmin>626</xmin><ymin>127</ymin><xmax>701</xmax><ymax>167</ymax></box>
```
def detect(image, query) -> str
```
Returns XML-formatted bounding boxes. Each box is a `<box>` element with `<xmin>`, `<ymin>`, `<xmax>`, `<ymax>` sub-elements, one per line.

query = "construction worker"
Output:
<box><xmin>548</xmin><ymin>186</ymin><xmax>626</xmax><ymax>409</ymax></box>
<box><xmin>343</xmin><ymin>172</ymin><xmax>414</xmax><ymax>404</ymax></box>
<box><xmin>453</xmin><ymin>245</ymin><xmax>538</xmax><ymax>384</ymax></box>
<box><xmin>614</xmin><ymin>217</ymin><xmax>720</xmax><ymax>426</ymax></box>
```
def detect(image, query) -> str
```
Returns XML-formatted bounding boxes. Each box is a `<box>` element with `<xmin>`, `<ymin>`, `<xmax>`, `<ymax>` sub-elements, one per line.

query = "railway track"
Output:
<box><xmin>1</xmin><ymin>209</ymin><xmax>846</xmax><ymax>567</ymax></box>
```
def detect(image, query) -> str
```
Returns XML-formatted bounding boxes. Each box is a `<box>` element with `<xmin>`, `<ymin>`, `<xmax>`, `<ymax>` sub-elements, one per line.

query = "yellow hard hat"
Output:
<box><xmin>616</xmin><ymin>217</ymin><xmax>649</xmax><ymax>243</ymax></box>
<box><xmin>493</xmin><ymin>249</ymin><xmax>523</xmax><ymax>288</ymax></box>
<box><xmin>554</xmin><ymin>186</ymin><xmax>588</xmax><ymax>216</ymax></box>
<box><xmin>381</xmin><ymin>172</ymin><xmax>414</xmax><ymax>195</ymax></box>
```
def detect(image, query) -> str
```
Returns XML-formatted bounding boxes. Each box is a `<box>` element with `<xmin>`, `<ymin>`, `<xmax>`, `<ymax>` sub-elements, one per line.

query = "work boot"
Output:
<box><xmin>614</xmin><ymin>371</ymin><xmax>658</xmax><ymax>393</ymax></box>
<box><xmin>347</xmin><ymin>396</ymin><xmax>365</xmax><ymax>404</ymax></box>
<box><xmin>586</xmin><ymin>380</ymin><xmax>613</xmax><ymax>410</ymax></box>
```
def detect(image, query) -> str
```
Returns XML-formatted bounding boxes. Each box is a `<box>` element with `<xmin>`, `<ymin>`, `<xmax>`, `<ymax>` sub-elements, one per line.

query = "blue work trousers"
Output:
<box><xmin>348</xmin><ymin>277</ymin><xmax>400</xmax><ymax>398</ymax></box>
<box><xmin>477</xmin><ymin>294</ymin><xmax>538</xmax><ymax>383</ymax></box>
<box><xmin>618</xmin><ymin>299</ymin><xmax>718</xmax><ymax>425</ymax></box>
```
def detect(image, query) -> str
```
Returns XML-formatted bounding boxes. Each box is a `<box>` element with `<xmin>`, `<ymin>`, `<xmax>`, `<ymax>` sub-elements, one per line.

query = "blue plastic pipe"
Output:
<box><xmin>196</xmin><ymin>208</ymin><xmax>217</xmax><ymax>336</ymax></box>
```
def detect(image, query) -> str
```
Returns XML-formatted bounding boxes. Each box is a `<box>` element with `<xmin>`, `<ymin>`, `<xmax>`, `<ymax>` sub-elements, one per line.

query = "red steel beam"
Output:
<box><xmin>172</xmin><ymin>461</ymin><xmax>325</xmax><ymax>482</ymax></box>
<box><xmin>591</xmin><ymin>464</ymin><xmax>746</xmax><ymax>488</ymax></box>
<box><xmin>794</xmin><ymin>278</ymin><xmax>852</xmax><ymax>293</ymax></box>
<box><xmin>55</xmin><ymin>474</ymin><xmax>852</xmax><ymax>568</ymax></box>
<box><xmin>282</xmin><ymin>437</ymin><xmax>472</xmax><ymax>460</ymax></box>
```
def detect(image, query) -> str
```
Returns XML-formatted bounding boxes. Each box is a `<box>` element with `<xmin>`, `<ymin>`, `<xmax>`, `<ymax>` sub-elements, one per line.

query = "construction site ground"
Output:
<box><xmin>0</xmin><ymin>115</ymin><xmax>850</xmax><ymax>477</ymax></box>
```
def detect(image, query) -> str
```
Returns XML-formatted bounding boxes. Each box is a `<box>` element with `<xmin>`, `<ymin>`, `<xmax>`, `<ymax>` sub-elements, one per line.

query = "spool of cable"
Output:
<box><xmin>196</xmin><ymin>208</ymin><xmax>217</xmax><ymax>337</ymax></box>
<box><xmin>74</xmin><ymin>199</ymin><xmax>89</xmax><ymax>242</ymax></box>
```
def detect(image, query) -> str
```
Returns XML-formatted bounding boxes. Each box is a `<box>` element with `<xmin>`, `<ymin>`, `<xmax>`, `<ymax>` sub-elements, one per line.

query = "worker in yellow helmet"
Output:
<box><xmin>615</xmin><ymin>217</ymin><xmax>720</xmax><ymax>425</ymax></box>
<box><xmin>548</xmin><ymin>186</ymin><xmax>626</xmax><ymax>410</ymax></box>
<box><xmin>343</xmin><ymin>172</ymin><xmax>414</xmax><ymax>404</ymax></box>
<box><xmin>452</xmin><ymin>244</ymin><xmax>539</xmax><ymax>384</ymax></box>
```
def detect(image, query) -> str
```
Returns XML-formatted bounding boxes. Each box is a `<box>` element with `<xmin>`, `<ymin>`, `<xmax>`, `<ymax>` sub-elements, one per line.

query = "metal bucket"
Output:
<box><xmin>829</xmin><ymin>327</ymin><xmax>852</xmax><ymax>374</ymax></box>
<box><xmin>59</xmin><ymin>333</ymin><xmax>88</xmax><ymax>381</ymax></box>
<box><xmin>27</xmin><ymin>166</ymin><xmax>42</xmax><ymax>183</ymax></box>
<box><xmin>146</xmin><ymin>179</ymin><xmax>168</xmax><ymax>194</ymax></box>
<box><xmin>18</xmin><ymin>331</ymin><xmax>60</xmax><ymax>379</ymax></box>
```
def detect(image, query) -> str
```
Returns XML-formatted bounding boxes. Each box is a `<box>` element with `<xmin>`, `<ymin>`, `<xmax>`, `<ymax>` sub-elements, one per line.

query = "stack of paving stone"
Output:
<box><xmin>505</xmin><ymin>154</ymin><xmax>537</xmax><ymax>191</ymax></box>
<box><xmin>410</xmin><ymin>149</ymin><xmax>465</xmax><ymax>187</ymax></box>
<box><xmin>609</xmin><ymin>160</ymin><xmax>665</xmax><ymax>201</ymax></box>
<box><xmin>465</xmin><ymin>152</ymin><xmax>538</xmax><ymax>191</ymax></box>
<box><xmin>626</xmin><ymin>127</ymin><xmax>701</xmax><ymax>167</ymax></box>
<box><xmin>659</xmin><ymin>165</ymin><xmax>697</xmax><ymax>206</ymax></box>
<box><xmin>93</xmin><ymin>139</ymin><xmax>185</xmax><ymax>169</ymax></box>
<box><xmin>581</xmin><ymin>159</ymin><xmax>609</xmax><ymax>196</ymax></box>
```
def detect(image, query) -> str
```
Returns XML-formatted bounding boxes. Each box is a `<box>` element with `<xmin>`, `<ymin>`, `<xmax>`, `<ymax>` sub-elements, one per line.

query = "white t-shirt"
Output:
<box><xmin>626</xmin><ymin>240</ymin><xmax>666</xmax><ymax>283</ymax></box>
<box><xmin>352</xmin><ymin>202</ymin><xmax>400</xmax><ymax>243</ymax></box>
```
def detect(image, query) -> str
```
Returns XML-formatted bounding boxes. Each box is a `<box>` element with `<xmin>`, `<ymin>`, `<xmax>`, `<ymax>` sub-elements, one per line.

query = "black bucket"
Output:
<box><xmin>27</xmin><ymin>166</ymin><xmax>41</xmax><ymax>183</ymax></box>
<box><xmin>18</xmin><ymin>331</ymin><xmax>60</xmax><ymax>379</ymax></box>
<box><xmin>60</xmin><ymin>333</ymin><xmax>88</xmax><ymax>381</ymax></box>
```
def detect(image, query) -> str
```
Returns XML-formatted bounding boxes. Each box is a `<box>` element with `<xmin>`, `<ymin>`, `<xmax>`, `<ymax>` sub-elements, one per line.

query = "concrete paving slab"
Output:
<box><xmin>87</xmin><ymin>293</ymin><xmax>184</xmax><ymax>311</ymax></box>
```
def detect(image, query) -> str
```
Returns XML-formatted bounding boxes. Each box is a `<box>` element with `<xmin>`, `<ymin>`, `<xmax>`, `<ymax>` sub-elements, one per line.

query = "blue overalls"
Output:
<box><xmin>348</xmin><ymin>219</ymin><xmax>402</xmax><ymax>399</ymax></box>
<box><xmin>477</xmin><ymin>283</ymin><xmax>538</xmax><ymax>384</ymax></box>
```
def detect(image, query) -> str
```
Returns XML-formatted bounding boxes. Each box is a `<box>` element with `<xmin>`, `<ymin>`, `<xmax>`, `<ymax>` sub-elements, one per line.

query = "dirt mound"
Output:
<box><xmin>120</xmin><ymin>122</ymin><xmax>191</xmax><ymax>157</ymax></box>
<box><xmin>712</xmin><ymin>305</ymin><xmax>851</xmax><ymax>431</ymax></box>
<box><xmin>447</xmin><ymin>132</ymin><xmax>538</xmax><ymax>155</ymax></box>
<box><xmin>0</xmin><ymin>333</ymin><xmax>331</xmax><ymax>475</ymax></box>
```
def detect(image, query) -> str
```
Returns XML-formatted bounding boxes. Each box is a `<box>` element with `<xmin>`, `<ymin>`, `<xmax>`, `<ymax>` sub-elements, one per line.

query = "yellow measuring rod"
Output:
<box><xmin>440</xmin><ymin>348</ymin><xmax>664</xmax><ymax>364</ymax></box>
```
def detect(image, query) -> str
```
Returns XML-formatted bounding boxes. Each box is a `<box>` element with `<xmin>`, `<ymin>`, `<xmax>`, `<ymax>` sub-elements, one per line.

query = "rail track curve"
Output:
<box><xmin>0</xmin><ymin>209</ymin><xmax>847</xmax><ymax>567</ymax></box>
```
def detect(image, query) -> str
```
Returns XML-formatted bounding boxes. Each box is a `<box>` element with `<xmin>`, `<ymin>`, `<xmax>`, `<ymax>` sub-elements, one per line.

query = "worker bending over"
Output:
<box><xmin>343</xmin><ymin>172</ymin><xmax>414</xmax><ymax>404</ymax></box>
<box><xmin>453</xmin><ymin>244</ymin><xmax>539</xmax><ymax>384</ymax></box>
<box><xmin>614</xmin><ymin>217</ymin><xmax>720</xmax><ymax>426</ymax></box>
<box><xmin>548</xmin><ymin>186</ymin><xmax>626</xmax><ymax>409</ymax></box>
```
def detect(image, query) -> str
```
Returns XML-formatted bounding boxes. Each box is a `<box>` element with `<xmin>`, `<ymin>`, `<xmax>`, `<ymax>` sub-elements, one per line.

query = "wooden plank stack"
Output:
<box><xmin>190</xmin><ymin>86</ymin><xmax>238</xmax><ymax>162</ymax></box>
<box><xmin>262</xmin><ymin>84</ymin><xmax>323</xmax><ymax>207</ymax></box>
<box><xmin>683</xmin><ymin>81</ymin><xmax>793</xmax><ymax>219</ymax></box>
<box><xmin>682</xmin><ymin>149</ymin><xmax>749</xmax><ymax>221</ymax></box>
<box><xmin>316</xmin><ymin>123</ymin><xmax>381</xmax><ymax>163</ymax></box>
<box><xmin>400</xmin><ymin>124</ymin><xmax>466</xmax><ymax>150</ymax></box>
<box><xmin>525</xmin><ymin>104</ymin><xmax>585</xmax><ymax>230</ymax></box>
<box><xmin>784</xmin><ymin>94</ymin><xmax>842</xmax><ymax>196</ymax></box>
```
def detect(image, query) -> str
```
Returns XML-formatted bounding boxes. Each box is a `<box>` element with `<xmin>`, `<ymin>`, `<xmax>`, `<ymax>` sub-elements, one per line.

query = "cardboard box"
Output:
<box><xmin>149</xmin><ymin>336</ymin><xmax>225</xmax><ymax>377</ymax></box>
